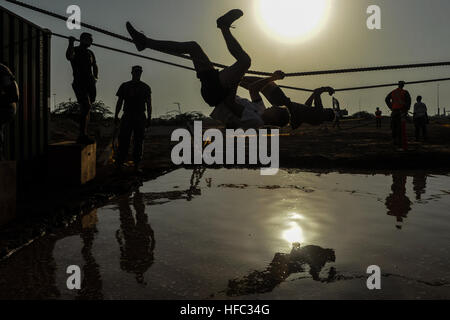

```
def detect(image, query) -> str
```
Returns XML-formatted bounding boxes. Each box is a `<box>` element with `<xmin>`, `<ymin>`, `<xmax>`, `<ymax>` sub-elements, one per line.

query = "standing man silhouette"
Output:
<box><xmin>385</xmin><ymin>81</ymin><xmax>411</xmax><ymax>150</ymax></box>
<box><xmin>66</xmin><ymin>33</ymin><xmax>98</xmax><ymax>145</ymax></box>
<box><xmin>375</xmin><ymin>107</ymin><xmax>382</xmax><ymax>128</ymax></box>
<box><xmin>413</xmin><ymin>96</ymin><xmax>428</xmax><ymax>141</ymax></box>
<box><xmin>114</xmin><ymin>66</ymin><xmax>152</xmax><ymax>173</ymax></box>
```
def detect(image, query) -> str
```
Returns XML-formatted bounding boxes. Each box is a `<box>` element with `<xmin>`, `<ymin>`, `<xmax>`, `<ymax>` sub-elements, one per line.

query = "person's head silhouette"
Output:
<box><xmin>131</xmin><ymin>65</ymin><xmax>143</xmax><ymax>81</ymax></box>
<box><xmin>80</xmin><ymin>32</ymin><xmax>93</xmax><ymax>48</ymax></box>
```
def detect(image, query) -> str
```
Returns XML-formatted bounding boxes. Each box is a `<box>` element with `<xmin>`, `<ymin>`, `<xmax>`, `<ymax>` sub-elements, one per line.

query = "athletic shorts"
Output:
<box><xmin>72</xmin><ymin>79</ymin><xmax>97</xmax><ymax>108</ymax></box>
<box><xmin>198</xmin><ymin>69</ymin><xmax>229</xmax><ymax>107</ymax></box>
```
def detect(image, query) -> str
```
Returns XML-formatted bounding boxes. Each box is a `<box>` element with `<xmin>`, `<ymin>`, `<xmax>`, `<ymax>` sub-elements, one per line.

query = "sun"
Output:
<box><xmin>256</xmin><ymin>0</ymin><xmax>331</xmax><ymax>43</ymax></box>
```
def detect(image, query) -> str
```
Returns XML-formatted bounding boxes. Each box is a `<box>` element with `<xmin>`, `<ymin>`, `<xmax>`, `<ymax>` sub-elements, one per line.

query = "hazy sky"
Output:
<box><xmin>3</xmin><ymin>0</ymin><xmax>450</xmax><ymax>116</ymax></box>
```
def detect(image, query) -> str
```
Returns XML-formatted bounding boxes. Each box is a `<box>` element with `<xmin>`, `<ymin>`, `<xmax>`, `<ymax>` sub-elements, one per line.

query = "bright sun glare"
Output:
<box><xmin>257</xmin><ymin>0</ymin><xmax>331</xmax><ymax>43</ymax></box>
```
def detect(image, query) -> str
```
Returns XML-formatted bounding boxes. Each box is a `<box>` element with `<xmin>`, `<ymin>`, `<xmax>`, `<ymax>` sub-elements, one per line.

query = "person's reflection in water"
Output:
<box><xmin>116</xmin><ymin>191</ymin><xmax>155</xmax><ymax>284</ymax></box>
<box><xmin>78</xmin><ymin>209</ymin><xmax>104</xmax><ymax>300</ymax></box>
<box><xmin>412</xmin><ymin>173</ymin><xmax>427</xmax><ymax>201</ymax></box>
<box><xmin>227</xmin><ymin>243</ymin><xmax>336</xmax><ymax>297</ymax></box>
<box><xmin>186</xmin><ymin>167</ymin><xmax>206</xmax><ymax>201</ymax></box>
<box><xmin>385</xmin><ymin>173</ymin><xmax>412</xmax><ymax>230</ymax></box>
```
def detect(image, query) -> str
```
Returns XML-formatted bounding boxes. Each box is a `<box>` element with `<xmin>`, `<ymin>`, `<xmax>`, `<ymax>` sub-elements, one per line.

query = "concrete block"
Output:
<box><xmin>48</xmin><ymin>142</ymin><xmax>96</xmax><ymax>185</ymax></box>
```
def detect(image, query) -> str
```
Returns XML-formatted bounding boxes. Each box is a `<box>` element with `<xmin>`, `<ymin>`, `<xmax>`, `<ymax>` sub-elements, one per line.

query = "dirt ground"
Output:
<box><xmin>141</xmin><ymin>118</ymin><xmax>450</xmax><ymax>171</ymax></box>
<box><xmin>50</xmin><ymin>116</ymin><xmax>450</xmax><ymax>171</ymax></box>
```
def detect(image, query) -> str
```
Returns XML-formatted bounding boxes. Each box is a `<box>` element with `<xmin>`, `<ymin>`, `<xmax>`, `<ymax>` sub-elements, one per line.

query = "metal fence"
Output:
<box><xmin>0</xmin><ymin>5</ymin><xmax>50</xmax><ymax>164</ymax></box>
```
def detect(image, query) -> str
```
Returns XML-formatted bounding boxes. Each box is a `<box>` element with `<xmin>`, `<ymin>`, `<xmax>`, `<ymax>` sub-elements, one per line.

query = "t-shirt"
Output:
<box><xmin>70</xmin><ymin>46</ymin><xmax>97</xmax><ymax>82</ymax></box>
<box><xmin>375</xmin><ymin>110</ymin><xmax>382</xmax><ymax>118</ymax></box>
<box><xmin>210</xmin><ymin>95</ymin><xmax>265</xmax><ymax>129</ymax></box>
<box><xmin>116</xmin><ymin>80</ymin><xmax>152</xmax><ymax>115</ymax></box>
<box><xmin>414</xmin><ymin>102</ymin><xmax>427</xmax><ymax>119</ymax></box>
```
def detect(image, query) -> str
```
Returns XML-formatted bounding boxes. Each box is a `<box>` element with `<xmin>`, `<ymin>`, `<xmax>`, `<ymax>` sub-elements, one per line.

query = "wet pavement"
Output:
<box><xmin>0</xmin><ymin>168</ymin><xmax>449</xmax><ymax>300</ymax></box>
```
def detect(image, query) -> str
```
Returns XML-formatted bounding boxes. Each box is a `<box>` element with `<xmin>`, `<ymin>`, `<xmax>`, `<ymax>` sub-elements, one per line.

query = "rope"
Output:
<box><xmin>282</xmin><ymin>77</ymin><xmax>450</xmax><ymax>93</ymax></box>
<box><xmin>3</xmin><ymin>0</ymin><xmax>258</xmax><ymax>74</ymax></box>
<box><xmin>53</xmin><ymin>32</ymin><xmax>450</xmax><ymax>94</ymax></box>
<box><xmin>286</xmin><ymin>62</ymin><xmax>450</xmax><ymax>77</ymax></box>
<box><xmin>5</xmin><ymin>0</ymin><xmax>450</xmax><ymax>78</ymax></box>
<box><xmin>335</xmin><ymin>77</ymin><xmax>450</xmax><ymax>92</ymax></box>
<box><xmin>52</xmin><ymin>32</ymin><xmax>196</xmax><ymax>72</ymax></box>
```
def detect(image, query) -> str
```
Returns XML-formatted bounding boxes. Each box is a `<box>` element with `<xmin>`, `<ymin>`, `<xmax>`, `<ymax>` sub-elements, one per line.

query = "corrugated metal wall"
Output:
<box><xmin>0</xmin><ymin>5</ymin><xmax>50</xmax><ymax>163</ymax></box>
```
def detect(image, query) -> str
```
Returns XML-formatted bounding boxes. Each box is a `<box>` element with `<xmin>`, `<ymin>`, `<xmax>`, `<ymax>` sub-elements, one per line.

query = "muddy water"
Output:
<box><xmin>0</xmin><ymin>169</ymin><xmax>449</xmax><ymax>300</ymax></box>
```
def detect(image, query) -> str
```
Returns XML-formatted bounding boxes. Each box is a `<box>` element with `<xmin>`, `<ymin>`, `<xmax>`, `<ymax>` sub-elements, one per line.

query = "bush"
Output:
<box><xmin>351</xmin><ymin>111</ymin><xmax>374</xmax><ymax>119</ymax></box>
<box><xmin>151</xmin><ymin>111</ymin><xmax>207</xmax><ymax>126</ymax></box>
<box><xmin>52</xmin><ymin>100</ymin><xmax>113</xmax><ymax>122</ymax></box>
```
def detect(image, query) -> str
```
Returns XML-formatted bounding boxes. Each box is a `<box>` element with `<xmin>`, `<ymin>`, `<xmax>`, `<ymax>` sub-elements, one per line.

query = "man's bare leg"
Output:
<box><xmin>217</xmin><ymin>11</ymin><xmax>251</xmax><ymax>91</ymax></box>
<box><xmin>215</xmin><ymin>10</ymin><xmax>251</xmax><ymax>118</ymax></box>
<box><xmin>240</xmin><ymin>76</ymin><xmax>291</xmax><ymax>107</ymax></box>
<box><xmin>126</xmin><ymin>22</ymin><xmax>214</xmax><ymax>74</ymax></box>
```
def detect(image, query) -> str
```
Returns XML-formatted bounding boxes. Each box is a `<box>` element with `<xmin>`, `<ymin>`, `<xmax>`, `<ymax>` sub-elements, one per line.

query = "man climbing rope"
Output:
<box><xmin>385</xmin><ymin>81</ymin><xmax>411</xmax><ymax>150</ymax></box>
<box><xmin>0</xmin><ymin>63</ymin><xmax>19</xmax><ymax>161</ymax></box>
<box><xmin>66</xmin><ymin>32</ymin><xmax>98</xmax><ymax>145</ymax></box>
<box><xmin>127</xmin><ymin>9</ymin><xmax>334</xmax><ymax>130</ymax></box>
<box><xmin>239</xmin><ymin>76</ymin><xmax>335</xmax><ymax>129</ymax></box>
<box><xmin>126</xmin><ymin>9</ymin><xmax>290</xmax><ymax>129</ymax></box>
<box><xmin>210</xmin><ymin>70</ymin><xmax>290</xmax><ymax>129</ymax></box>
<box><xmin>238</xmin><ymin>75</ymin><xmax>336</xmax><ymax>129</ymax></box>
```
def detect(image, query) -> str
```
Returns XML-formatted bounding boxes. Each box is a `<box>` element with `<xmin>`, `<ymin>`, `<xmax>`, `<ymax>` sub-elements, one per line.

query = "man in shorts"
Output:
<box><xmin>210</xmin><ymin>70</ymin><xmax>291</xmax><ymax>129</ymax></box>
<box><xmin>126</xmin><ymin>10</ymin><xmax>287</xmax><ymax>126</ymax></box>
<box><xmin>127</xmin><ymin>9</ymin><xmax>334</xmax><ymax>130</ymax></box>
<box><xmin>239</xmin><ymin>75</ymin><xmax>336</xmax><ymax>129</ymax></box>
<box><xmin>66</xmin><ymin>32</ymin><xmax>98</xmax><ymax>144</ymax></box>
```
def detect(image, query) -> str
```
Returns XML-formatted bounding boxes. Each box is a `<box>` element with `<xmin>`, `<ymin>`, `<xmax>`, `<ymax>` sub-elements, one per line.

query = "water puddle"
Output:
<box><xmin>0</xmin><ymin>169</ymin><xmax>449</xmax><ymax>299</ymax></box>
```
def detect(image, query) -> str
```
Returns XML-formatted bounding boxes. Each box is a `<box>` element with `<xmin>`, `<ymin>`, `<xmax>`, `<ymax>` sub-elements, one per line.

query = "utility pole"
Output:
<box><xmin>437</xmin><ymin>84</ymin><xmax>440</xmax><ymax>116</ymax></box>
<box><xmin>53</xmin><ymin>94</ymin><xmax>57</xmax><ymax>111</ymax></box>
<box><xmin>167</xmin><ymin>102</ymin><xmax>182</xmax><ymax>115</ymax></box>
<box><xmin>173</xmin><ymin>102</ymin><xmax>181</xmax><ymax>114</ymax></box>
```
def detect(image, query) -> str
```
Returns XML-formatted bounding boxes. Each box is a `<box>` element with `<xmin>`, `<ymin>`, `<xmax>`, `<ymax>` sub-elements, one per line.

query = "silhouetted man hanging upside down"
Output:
<box><xmin>126</xmin><ymin>9</ymin><xmax>334</xmax><ymax>130</ymax></box>
<box><xmin>239</xmin><ymin>75</ymin><xmax>336</xmax><ymax>129</ymax></box>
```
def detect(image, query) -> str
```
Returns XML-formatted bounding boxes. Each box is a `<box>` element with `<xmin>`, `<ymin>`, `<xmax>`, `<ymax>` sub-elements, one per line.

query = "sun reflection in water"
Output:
<box><xmin>282</xmin><ymin>212</ymin><xmax>305</xmax><ymax>244</ymax></box>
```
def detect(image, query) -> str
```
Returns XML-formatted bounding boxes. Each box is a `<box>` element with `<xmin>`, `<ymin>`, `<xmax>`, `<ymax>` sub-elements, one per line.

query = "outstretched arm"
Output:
<box><xmin>114</xmin><ymin>97</ymin><xmax>124</xmax><ymax>125</ymax></box>
<box><xmin>405</xmin><ymin>91</ymin><xmax>412</xmax><ymax>112</ymax></box>
<box><xmin>305</xmin><ymin>87</ymin><xmax>335</xmax><ymax>107</ymax></box>
<box><xmin>146</xmin><ymin>96</ymin><xmax>152</xmax><ymax>128</ymax></box>
<box><xmin>66</xmin><ymin>37</ymin><xmax>76</xmax><ymax>61</ymax></box>
<box><xmin>248</xmin><ymin>71</ymin><xmax>285</xmax><ymax>102</ymax></box>
<box><xmin>385</xmin><ymin>92</ymin><xmax>393</xmax><ymax>110</ymax></box>
<box><xmin>92</xmin><ymin>52</ymin><xmax>99</xmax><ymax>81</ymax></box>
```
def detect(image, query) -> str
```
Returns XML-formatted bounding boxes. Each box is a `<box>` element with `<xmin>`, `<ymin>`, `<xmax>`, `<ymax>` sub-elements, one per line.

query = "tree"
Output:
<box><xmin>351</xmin><ymin>111</ymin><xmax>374</xmax><ymax>119</ymax></box>
<box><xmin>52</xmin><ymin>100</ymin><xmax>113</xmax><ymax>121</ymax></box>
